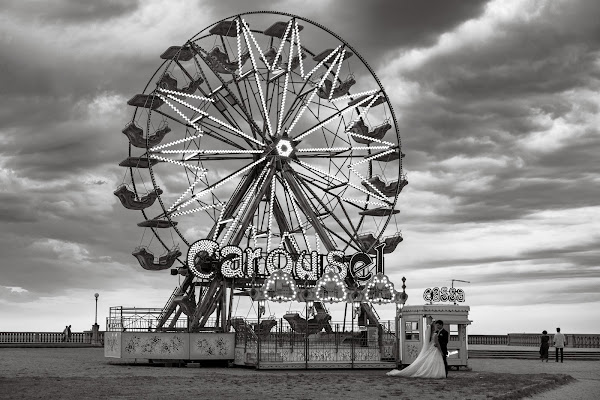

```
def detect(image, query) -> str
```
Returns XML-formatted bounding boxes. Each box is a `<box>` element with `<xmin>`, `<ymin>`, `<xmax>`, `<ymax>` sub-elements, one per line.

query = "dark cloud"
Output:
<box><xmin>206</xmin><ymin>0</ymin><xmax>487</xmax><ymax>65</ymax></box>
<box><xmin>407</xmin><ymin>238</ymin><xmax>600</xmax><ymax>278</ymax></box>
<box><xmin>4</xmin><ymin>0</ymin><xmax>141</xmax><ymax>24</ymax></box>
<box><xmin>0</xmin><ymin>193</ymin><xmax>39</xmax><ymax>223</ymax></box>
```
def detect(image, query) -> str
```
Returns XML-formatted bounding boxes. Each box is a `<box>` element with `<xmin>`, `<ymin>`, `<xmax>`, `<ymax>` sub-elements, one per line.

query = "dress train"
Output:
<box><xmin>387</xmin><ymin>324</ymin><xmax>446</xmax><ymax>378</ymax></box>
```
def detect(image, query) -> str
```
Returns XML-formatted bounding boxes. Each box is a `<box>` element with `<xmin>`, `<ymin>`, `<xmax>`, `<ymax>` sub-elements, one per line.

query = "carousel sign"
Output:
<box><xmin>186</xmin><ymin>239</ymin><xmax>386</xmax><ymax>283</ymax></box>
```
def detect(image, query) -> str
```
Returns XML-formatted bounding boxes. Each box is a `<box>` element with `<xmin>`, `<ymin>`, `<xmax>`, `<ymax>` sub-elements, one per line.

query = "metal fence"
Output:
<box><xmin>106</xmin><ymin>306</ymin><xmax>219</xmax><ymax>332</ymax></box>
<box><xmin>233</xmin><ymin>317</ymin><xmax>397</xmax><ymax>366</ymax></box>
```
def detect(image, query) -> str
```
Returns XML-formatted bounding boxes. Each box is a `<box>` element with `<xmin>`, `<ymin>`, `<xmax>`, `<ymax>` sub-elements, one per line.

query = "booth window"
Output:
<box><xmin>449</xmin><ymin>324</ymin><xmax>459</xmax><ymax>341</ymax></box>
<box><xmin>405</xmin><ymin>321</ymin><xmax>419</xmax><ymax>341</ymax></box>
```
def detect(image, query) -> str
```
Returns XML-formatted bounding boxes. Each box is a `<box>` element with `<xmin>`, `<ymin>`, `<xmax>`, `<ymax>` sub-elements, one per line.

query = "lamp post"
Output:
<box><xmin>94</xmin><ymin>293</ymin><xmax>99</xmax><ymax>325</ymax></box>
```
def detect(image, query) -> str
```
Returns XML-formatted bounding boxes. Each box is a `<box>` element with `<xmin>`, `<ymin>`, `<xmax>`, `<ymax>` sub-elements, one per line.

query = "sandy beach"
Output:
<box><xmin>1</xmin><ymin>348</ymin><xmax>596</xmax><ymax>399</ymax></box>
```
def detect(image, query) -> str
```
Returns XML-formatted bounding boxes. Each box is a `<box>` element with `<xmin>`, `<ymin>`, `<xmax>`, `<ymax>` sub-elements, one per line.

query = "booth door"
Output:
<box><xmin>446</xmin><ymin>323</ymin><xmax>468</xmax><ymax>366</ymax></box>
<box><xmin>402</xmin><ymin>320</ymin><xmax>422</xmax><ymax>364</ymax></box>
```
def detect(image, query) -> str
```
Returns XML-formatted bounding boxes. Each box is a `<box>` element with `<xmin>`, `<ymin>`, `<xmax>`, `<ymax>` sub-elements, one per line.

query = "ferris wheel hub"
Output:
<box><xmin>275</xmin><ymin>139</ymin><xmax>294</xmax><ymax>157</ymax></box>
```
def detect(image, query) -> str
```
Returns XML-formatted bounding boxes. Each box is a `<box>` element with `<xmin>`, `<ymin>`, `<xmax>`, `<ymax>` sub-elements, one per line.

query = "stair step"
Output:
<box><xmin>468</xmin><ymin>350</ymin><xmax>600</xmax><ymax>360</ymax></box>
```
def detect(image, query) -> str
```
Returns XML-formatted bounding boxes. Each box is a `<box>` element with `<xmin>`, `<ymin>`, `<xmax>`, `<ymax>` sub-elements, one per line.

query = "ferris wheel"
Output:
<box><xmin>115</xmin><ymin>11</ymin><xmax>407</xmax><ymax>329</ymax></box>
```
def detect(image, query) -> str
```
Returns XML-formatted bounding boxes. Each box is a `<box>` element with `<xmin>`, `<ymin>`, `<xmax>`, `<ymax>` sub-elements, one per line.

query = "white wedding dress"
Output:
<box><xmin>387</xmin><ymin>324</ymin><xmax>446</xmax><ymax>378</ymax></box>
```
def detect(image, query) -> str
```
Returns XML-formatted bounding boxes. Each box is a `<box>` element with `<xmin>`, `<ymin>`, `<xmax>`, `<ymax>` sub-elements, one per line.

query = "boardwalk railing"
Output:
<box><xmin>468</xmin><ymin>334</ymin><xmax>600</xmax><ymax>348</ymax></box>
<box><xmin>507</xmin><ymin>333</ymin><xmax>600</xmax><ymax>348</ymax></box>
<box><xmin>2</xmin><ymin>331</ymin><xmax>597</xmax><ymax>348</ymax></box>
<box><xmin>0</xmin><ymin>331</ymin><xmax>104</xmax><ymax>344</ymax></box>
<box><xmin>468</xmin><ymin>335</ymin><xmax>508</xmax><ymax>345</ymax></box>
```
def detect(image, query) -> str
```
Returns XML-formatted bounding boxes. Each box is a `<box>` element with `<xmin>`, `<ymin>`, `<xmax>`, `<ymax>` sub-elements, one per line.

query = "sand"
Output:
<box><xmin>0</xmin><ymin>348</ymin><xmax>592</xmax><ymax>399</ymax></box>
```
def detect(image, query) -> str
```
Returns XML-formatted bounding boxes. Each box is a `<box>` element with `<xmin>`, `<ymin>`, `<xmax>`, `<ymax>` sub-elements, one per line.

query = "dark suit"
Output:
<box><xmin>437</xmin><ymin>328</ymin><xmax>449</xmax><ymax>376</ymax></box>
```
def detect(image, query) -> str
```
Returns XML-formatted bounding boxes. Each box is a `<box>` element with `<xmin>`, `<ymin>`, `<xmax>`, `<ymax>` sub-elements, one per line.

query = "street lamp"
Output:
<box><xmin>94</xmin><ymin>293</ymin><xmax>99</xmax><ymax>325</ymax></box>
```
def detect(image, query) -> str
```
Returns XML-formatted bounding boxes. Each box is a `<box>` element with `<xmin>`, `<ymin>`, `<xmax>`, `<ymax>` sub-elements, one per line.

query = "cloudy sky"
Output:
<box><xmin>1</xmin><ymin>0</ymin><xmax>599</xmax><ymax>335</ymax></box>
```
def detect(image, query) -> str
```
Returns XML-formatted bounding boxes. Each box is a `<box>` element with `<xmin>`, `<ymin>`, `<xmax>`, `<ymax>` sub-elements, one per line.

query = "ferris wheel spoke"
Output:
<box><xmin>286</xmin><ymin>49</ymin><xmax>343</xmax><ymax>136</ymax></box>
<box><xmin>297</xmin><ymin>154</ymin><xmax>365</xmax><ymax>159</ymax></box>
<box><xmin>224</xmin><ymin>75</ymin><xmax>268</xmax><ymax>143</ymax></box>
<box><xmin>274</xmin><ymin>25</ymin><xmax>299</xmax><ymax>136</ymax></box>
<box><xmin>166</xmin><ymin>173</ymin><xmax>205</xmax><ymax>213</ymax></box>
<box><xmin>155</xmin><ymin>93</ymin><xmax>247</xmax><ymax>151</ymax></box>
<box><xmin>240</xmin><ymin>20</ymin><xmax>274</xmax><ymax>137</ymax></box>
<box><xmin>296</xmin><ymin>174</ymin><xmax>362</xmax><ymax>245</ymax></box>
<box><xmin>297</xmin><ymin>145</ymin><xmax>391</xmax><ymax>153</ymax></box>
<box><xmin>170</xmin><ymin>203</ymin><xmax>222</xmax><ymax>218</ymax></box>
<box><xmin>266</xmin><ymin>179</ymin><xmax>277</xmax><ymax>252</ymax></box>
<box><xmin>322</xmin><ymin>223</ymin><xmax>361</xmax><ymax>253</ymax></box>
<box><xmin>209</xmin><ymin>170</ymin><xmax>257</xmax><ymax>241</ymax></box>
<box><xmin>223</xmin><ymin>163</ymin><xmax>275</xmax><ymax>246</ymax></box>
<box><xmin>147</xmin><ymin>154</ymin><xmax>208</xmax><ymax>174</ymax></box>
<box><xmin>188</xmin><ymin>40</ymin><xmax>267</xmax><ymax>143</ymax></box>
<box><xmin>350</xmin><ymin>148</ymin><xmax>396</xmax><ymax>167</ymax></box>
<box><xmin>271</xmin><ymin>197</ymin><xmax>299</xmax><ymax>254</ymax></box>
<box><xmin>293</xmin><ymin>169</ymin><xmax>337</xmax><ymax>190</ymax></box>
<box><xmin>176</xmin><ymin>156</ymin><xmax>268</xmax><ymax>211</ymax></box>
<box><xmin>189</xmin><ymin>42</ymin><xmax>267</xmax><ymax>144</ymax></box>
<box><xmin>281</xmin><ymin>165</ymin><xmax>336</xmax><ymax>251</ymax></box>
<box><xmin>150</xmin><ymin>108</ymin><xmax>198</xmax><ymax>130</ymax></box>
<box><xmin>292</xmin><ymin>93</ymin><xmax>377</xmax><ymax>142</ymax></box>
<box><xmin>155</xmin><ymin>93</ymin><xmax>203</xmax><ymax>133</ymax></box>
<box><xmin>349</xmin><ymin>165</ymin><xmax>388</xmax><ymax>200</ymax></box>
<box><xmin>280</xmin><ymin>177</ymin><xmax>312</xmax><ymax>252</ymax></box>
<box><xmin>294</xmin><ymin>159</ymin><xmax>390</xmax><ymax>204</ymax></box>
<box><xmin>160</xmin><ymin>89</ymin><xmax>264</xmax><ymax>147</ymax></box>
<box><xmin>278</xmin><ymin>74</ymin><xmax>314</xmax><ymax>128</ymax></box>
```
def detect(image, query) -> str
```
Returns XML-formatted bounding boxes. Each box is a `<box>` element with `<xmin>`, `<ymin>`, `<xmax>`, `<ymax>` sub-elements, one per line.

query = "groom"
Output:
<box><xmin>434</xmin><ymin>320</ymin><xmax>449</xmax><ymax>377</ymax></box>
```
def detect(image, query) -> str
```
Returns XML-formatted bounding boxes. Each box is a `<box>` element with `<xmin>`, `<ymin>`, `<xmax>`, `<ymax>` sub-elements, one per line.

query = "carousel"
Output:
<box><xmin>105</xmin><ymin>11</ymin><xmax>411</xmax><ymax>369</ymax></box>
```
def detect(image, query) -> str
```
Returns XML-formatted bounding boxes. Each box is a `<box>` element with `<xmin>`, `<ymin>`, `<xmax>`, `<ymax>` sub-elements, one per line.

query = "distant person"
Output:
<box><xmin>66</xmin><ymin>325</ymin><xmax>72</xmax><ymax>342</ymax></box>
<box><xmin>539</xmin><ymin>330</ymin><xmax>550</xmax><ymax>362</ymax></box>
<box><xmin>61</xmin><ymin>325</ymin><xmax>69</xmax><ymax>342</ymax></box>
<box><xmin>553</xmin><ymin>327</ymin><xmax>567</xmax><ymax>362</ymax></box>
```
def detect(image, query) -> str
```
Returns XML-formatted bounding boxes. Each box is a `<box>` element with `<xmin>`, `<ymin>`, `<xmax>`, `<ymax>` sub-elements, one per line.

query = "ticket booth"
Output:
<box><xmin>397</xmin><ymin>304</ymin><xmax>471</xmax><ymax>370</ymax></box>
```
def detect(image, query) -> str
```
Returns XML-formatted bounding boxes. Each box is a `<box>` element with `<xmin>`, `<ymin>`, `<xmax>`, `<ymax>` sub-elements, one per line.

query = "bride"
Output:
<box><xmin>387</xmin><ymin>317</ymin><xmax>446</xmax><ymax>378</ymax></box>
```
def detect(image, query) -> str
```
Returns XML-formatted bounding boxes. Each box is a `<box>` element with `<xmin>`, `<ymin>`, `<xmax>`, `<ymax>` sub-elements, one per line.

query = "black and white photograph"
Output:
<box><xmin>1</xmin><ymin>1</ymin><xmax>599</xmax><ymax>399</ymax></box>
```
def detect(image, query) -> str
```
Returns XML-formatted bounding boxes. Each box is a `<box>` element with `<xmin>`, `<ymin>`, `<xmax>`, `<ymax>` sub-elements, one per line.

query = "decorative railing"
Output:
<box><xmin>468</xmin><ymin>334</ymin><xmax>600</xmax><ymax>348</ymax></box>
<box><xmin>0</xmin><ymin>331</ymin><xmax>104</xmax><ymax>344</ymax></box>
<box><xmin>468</xmin><ymin>335</ymin><xmax>508</xmax><ymax>345</ymax></box>
<box><xmin>570</xmin><ymin>334</ymin><xmax>600</xmax><ymax>348</ymax></box>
